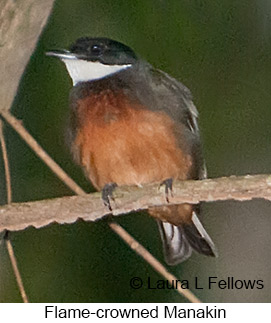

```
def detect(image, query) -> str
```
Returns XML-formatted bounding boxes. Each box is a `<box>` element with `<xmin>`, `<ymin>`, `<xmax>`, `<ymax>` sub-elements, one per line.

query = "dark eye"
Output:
<box><xmin>91</xmin><ymin>44</ymin><xmax>102</xmax><ymax>55</ymax></box>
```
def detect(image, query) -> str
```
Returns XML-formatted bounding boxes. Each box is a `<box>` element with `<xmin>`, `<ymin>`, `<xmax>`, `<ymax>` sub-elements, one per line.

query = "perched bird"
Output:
<box><xmin>47</xmin><ymin>37</ymin><xmax>217</xmax><ymax>265</ymax></box>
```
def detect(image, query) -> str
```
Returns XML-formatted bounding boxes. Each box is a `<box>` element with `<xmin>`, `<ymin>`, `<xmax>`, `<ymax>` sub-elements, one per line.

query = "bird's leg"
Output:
<box><xmin>102</xmin><ymin>182</ymin><xmax>117</xmax><ymax>211</ymax></box>
<box><xmin>160</xmin><ymin>178</ymin><xmax>173</xmax><ymax>203</ymax></box>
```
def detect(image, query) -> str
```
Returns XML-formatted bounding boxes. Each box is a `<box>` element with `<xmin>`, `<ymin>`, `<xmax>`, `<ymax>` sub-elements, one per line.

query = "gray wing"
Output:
<box><xmin>121</xmin><ymin>60</ymin><xmax>207</xmax><ymax>179</ymax></box>
<box><xmin>150</xmin><ymin>68</ymin><xmax>199</xmax><ymax>129</ymax></box>
<box><xmin>145</xmin><ymin>65</ymin><xmax>206</xmax><ymax>180</ymax></box>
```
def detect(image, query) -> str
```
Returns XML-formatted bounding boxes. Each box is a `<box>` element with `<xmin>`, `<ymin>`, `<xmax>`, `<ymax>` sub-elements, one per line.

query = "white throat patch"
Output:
<box><xmin>62</xmin><ymin>59</ymin><xmax>131</xmax><ymax>85</ymax></box>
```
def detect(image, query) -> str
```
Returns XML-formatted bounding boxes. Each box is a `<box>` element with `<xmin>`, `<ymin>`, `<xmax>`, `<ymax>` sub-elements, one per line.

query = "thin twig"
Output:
<box><xmin>0</xmin><ymin>111</ymin><xmax>85</xmax><ymax>196</ymax></box>
<box><xmin>0</xmin><ymin>120</ymin><xmax>12</xmax><ymax>203</ymax></box>
<box><xmin>109</xmin><ymin>222</ymin><xmax>201</xmax><ymax>303</ymax></box>
<box><xmin>4</xmin><ymin>233</ymin><xmax>29</xmax><ymax>303</ymax></box>
<box><xmin>0</xmin><ymin>121</ymin><xmax>29</xmax><ymax>303</ymax></box>
<box><xmin>0</xmin><ymin>112</ymin><xmax>201</xmax><ymax>303</ymax></box>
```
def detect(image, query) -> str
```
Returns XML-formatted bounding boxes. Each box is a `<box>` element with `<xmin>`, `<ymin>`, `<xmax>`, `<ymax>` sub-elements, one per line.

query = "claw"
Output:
<box><xmin>160</xmin><ymin>178</ymin><xmax>173</xmax><ymax>203</ymax></box>
<box><xmin>102</xmin><ymin>183</ymin><xmax>117</xmax><ymax>211</ymax></box>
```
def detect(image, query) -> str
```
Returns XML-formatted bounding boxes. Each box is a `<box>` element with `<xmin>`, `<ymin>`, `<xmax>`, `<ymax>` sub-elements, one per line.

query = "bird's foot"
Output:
<box><xmin>160</xmin><ymin>178</ymin><xmax>173</xmax><ymax>203</ymax></box>
<box><xmin>102</xmin><ymin>183</ymin><xmax>117</xmax><ymax>211</ymax></box>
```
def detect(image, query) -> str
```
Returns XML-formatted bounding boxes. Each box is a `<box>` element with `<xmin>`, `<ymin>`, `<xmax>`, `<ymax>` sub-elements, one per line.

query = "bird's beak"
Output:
<box><xmin>46</xmin><ymin>49</ymin><xmax>77</xmax><ymax>60</ymax></box>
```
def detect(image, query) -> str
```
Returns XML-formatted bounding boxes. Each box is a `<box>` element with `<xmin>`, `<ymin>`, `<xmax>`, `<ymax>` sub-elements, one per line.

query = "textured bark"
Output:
<box><xmin>0</xmin><ymin>0</ymin><xmax>55</xmax><ymax>111</ymax></box>
<box><xmin>0</xmin><ymin>174</ymin><xmax>271</xmax><ymax>232</ymax></box>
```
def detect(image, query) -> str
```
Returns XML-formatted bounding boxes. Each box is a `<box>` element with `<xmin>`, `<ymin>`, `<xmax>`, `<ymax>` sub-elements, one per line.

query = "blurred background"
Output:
<box><xmin>0</xmin><ymin>0</ymin><xmax>271</xmax><ymax>302</ymax></box>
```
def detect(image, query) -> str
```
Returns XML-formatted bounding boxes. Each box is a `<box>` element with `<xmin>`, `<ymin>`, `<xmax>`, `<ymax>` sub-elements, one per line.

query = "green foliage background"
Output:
<box><xmin>0</xmin><ymin>0</ymin><xmax>271</xmax><ymax>302</ymax></box>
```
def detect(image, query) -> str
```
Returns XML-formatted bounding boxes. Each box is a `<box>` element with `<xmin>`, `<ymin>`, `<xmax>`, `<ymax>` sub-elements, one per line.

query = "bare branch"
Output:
<box><xmin>0</xmin><ymin>0</ymin><xmax>55</xmax><ymax>112</ymax></box>
<box><xmin>0</xmin><ymin>174</ymin><xmax>270</xmax><ymax>233</ymax></box>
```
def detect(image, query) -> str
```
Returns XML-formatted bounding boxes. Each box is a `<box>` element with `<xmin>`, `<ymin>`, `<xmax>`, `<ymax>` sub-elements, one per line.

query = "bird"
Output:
<box><xmin>46</xmin><ymin>37</ymin><xmax>217</xmax><ymax>265</ymax></box>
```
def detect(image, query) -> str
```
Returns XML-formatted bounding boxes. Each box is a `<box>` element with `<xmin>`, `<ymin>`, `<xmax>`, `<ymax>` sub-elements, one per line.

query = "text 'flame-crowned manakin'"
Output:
<box><xmin>47</xmin><ymin>37</ymin><xmax>217</xmax><ymax>265</ymax></box>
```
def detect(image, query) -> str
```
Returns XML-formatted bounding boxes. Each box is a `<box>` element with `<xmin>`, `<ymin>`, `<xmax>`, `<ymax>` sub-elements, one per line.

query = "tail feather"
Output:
<box><xmin>157</xmin><ymin>212</ymin><xmax>217</xmax><ymax>265</ymax></box>
<box><xmin>157</xmin><ymin>221</ymin><xmax>192</xmax><ymax>265</ymax></box>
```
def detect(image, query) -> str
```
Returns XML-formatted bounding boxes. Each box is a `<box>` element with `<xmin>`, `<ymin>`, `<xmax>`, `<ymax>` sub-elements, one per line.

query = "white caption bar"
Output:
<box><xmin>0</xmin><ymin>303</ymin><xmax>269</xmax><ymax>321</ymax></box>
